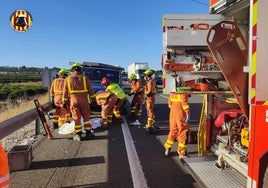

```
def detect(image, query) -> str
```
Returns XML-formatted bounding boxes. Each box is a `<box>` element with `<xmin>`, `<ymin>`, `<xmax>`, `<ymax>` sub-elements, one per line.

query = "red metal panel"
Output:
<box><xmin>248</xmin><ymin>105</ymin><xmax>268</xmax><ymax>187</ymax></box>
<box><xmin>210</xmin><ymin>0</ymin><xmax>220</xmax><ymax>6</ymax></box>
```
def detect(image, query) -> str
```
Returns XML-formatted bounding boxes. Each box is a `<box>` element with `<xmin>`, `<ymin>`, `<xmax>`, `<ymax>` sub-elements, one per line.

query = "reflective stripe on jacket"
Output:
<box><xmin>145</xmin><ymin>78</ymin><xmax>156</xmax><ymax>96</ymax></box>
<box><xmin>96</xmin><ymin>91</ymin><xmax>111</xmax><ymax>100</ymax></box>
<box><xmin>106</xmin><ymin>83</ymin><xmax>126</xmax><ymax>99</ymax></box>
<box><xmin>50</xmin><ymin>77</ymin><xmax>65</xmax><ymax>97</ymax></box>
<box><xmin>130</xmin><ymin>80</ymin><xmax>144</xmax><ymax>94</ymax></box>
<box><xmin>52</xmin><ymin>78</ymin><xmax>65</xmax><ymax>94</ymax></box>
<box><xmin>62</xmin><ymin>73</ymin><xmax>95</xmax><ymax>103</ymax></box>
<box><xmin>168</xmin><ymin>92</ymin><xmax>189</xmax><ymax>111</ymax></box>
<box><xmin>66</xmin><ymin>76</ymin><xmax>88</xmax><ymax>94</ymax></box>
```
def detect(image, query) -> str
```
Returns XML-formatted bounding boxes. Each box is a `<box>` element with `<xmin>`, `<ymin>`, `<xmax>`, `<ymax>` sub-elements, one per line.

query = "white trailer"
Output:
<box><xmin>127</xmin><ymin>62</ymin><xmax>148</xmax><ymax>81</ymax></box>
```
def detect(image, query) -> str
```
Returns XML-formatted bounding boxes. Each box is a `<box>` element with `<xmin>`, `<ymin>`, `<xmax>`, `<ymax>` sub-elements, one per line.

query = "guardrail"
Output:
<box><xmin>0</xmin><ymin>102</ymin><xmax>52</xmax><ymax>140</ymax></box>
<box><xmin>0</xmin><ymin>86</ymin><xmax>161</xmax><ymax>140</ymax></box>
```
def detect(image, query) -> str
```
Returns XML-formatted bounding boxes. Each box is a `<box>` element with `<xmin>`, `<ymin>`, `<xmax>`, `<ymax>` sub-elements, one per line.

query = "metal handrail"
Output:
<box><xmin>0</xmin><ymin>102</ymin><xmax>52</xmax><ymax>140</ymax></box>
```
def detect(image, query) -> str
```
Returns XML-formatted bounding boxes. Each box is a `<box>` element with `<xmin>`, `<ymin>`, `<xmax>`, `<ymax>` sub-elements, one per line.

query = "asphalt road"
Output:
<box><xmin>10</xmin><ymin>90</ymin><xmax>204</xmax><ymax>188</ymax></box>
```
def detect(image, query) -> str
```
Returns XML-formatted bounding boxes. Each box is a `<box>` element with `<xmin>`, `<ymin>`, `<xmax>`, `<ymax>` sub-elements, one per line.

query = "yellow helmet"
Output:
<box><xmin>71</xmin><ymin>63</ymin><xmax>82</xmax><ymax>71</ymax></box>
<box><xmin>71</xmin><ymin>63</ymin><xmax>81</xmax><ymax>68</ymax></box>
<box><xmin>58</xmin><ymin>68</ymin><xmax>69</xmax><ymax>76</ymax></box>
<box><xmin>129</xmin><ymin>73</ymin><xmax>137</xmax><ymax>80</ymax></box>
<box><xmin>144</xmin><ymin>69</ymin><xmax>154</xmax><ymax>76</ymax></box>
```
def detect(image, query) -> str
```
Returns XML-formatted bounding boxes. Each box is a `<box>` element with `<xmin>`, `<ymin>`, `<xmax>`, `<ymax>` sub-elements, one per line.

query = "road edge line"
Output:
<box><xmin>121</xmin><ymin>116</ymin><xmax>148</xmax><ymax>188</ymax></box>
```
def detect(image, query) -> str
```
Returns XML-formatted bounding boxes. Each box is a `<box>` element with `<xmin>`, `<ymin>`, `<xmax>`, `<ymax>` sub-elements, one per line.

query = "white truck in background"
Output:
<box><xmin>127</xmin><ymin>62</ymin><xmax>148</xmax><ymax>82</ymax></box>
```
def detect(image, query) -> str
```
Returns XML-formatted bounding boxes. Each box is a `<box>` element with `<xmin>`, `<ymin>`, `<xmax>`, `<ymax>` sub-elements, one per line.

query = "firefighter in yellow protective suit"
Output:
<box><xmin>128</xmin><ymin>73</ymin><xmax>144</xmax><ymax>120</ymax></box>
<box><xmin>0</xmin><ymin>142</ymin><xmax>10</xmax><ymax>188</ymax></box>
<box><xmin>50</xmin><ymin>68</ymin><xmax>70</xmax><ymax>128</ymax></box>
<box><xmin>143</xmin><ymin>69</ymin><xmax>159</xmax><ymax>133</ymax></box>
<box><xmin>62</xmin><ymin>63</ymin><xmax>95</xmax><ymax>141</ymax></box>
<box><xmin>164</xmin><ymin>91</ymin><xmax>190</xmax><ymax>158</ymax></box>
<box><xmin>101</xmin><ymin>77</ymin><xmax>126</xmax><ymax>123</ymax></box>
<box><xmin>95</xmin><ymin>90</ymin><xmax>118</xmax><ymax>127</ymax></box>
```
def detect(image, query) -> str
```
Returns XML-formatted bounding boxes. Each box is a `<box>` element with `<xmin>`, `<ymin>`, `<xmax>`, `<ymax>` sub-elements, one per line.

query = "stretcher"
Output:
<box><xmin>34</xmin><ymin>99</ymin><xmax>53</xmax><ymax>139</ymax></box>
<box><xmin>207</xmin><ymin>20</ymin><xmax>249</xmax><ymax>120</ymax></box>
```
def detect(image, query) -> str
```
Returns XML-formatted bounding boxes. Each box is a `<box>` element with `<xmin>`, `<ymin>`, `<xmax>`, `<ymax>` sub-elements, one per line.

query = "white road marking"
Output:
<box><xmin>160</xmin><ymin>94</ymin><xmax>168</xmax><ymax>99</ymax></box>
<box><xmin>121</xmin><ymin>116</ymin><xmax>148</xmax><ymax>188</ymax></box>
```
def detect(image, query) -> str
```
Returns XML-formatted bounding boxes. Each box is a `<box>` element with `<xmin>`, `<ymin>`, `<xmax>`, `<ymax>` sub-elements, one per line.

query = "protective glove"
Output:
<box><xmin>185</xmin><ymin>115</ymin><xmax>190</xmax><ymax>123</ymax></box>
<box><xmin>51</xmin><ymin>98</ymin><xmax>56</xmax><ymax>108</ymax></box>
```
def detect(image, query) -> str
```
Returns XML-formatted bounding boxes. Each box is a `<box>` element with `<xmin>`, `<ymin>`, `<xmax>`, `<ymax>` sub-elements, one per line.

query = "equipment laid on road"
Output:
<box><xmin>129</xmin><ymin>119</ymin><xmax>142</xmax><ymax>126</ymax></box>
<box><xmin>34</xmin><ymin>99</ymin><xmax>53</xmax><ymax>139</ymax></box>
<box><xmin>162</xmin><ymin>1</ymin><xmax>268</xmax><ymax>187</ymax></box>
<box><xmin>58</xmin><ymin>118</ymin><xmax>102</xmax><ymax>135</ymax></box>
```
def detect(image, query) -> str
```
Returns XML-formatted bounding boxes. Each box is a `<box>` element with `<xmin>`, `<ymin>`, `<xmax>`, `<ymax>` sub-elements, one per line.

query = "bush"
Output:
<box><xmin>0</xmin><ymin>84</ymin><xmax>48</xmax><ymax>100</ymax></box>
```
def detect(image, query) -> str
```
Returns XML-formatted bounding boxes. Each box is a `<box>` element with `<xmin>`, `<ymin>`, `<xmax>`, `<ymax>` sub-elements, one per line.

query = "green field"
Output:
<box><xmin>0</xmin><ymin>72</ymin><xmax>42</xmax><ymax>83</ymax></box>
<box><xmin>0</xmin><ymin>72</ymin><xmax>47</xmax><ymax>101</ymax></box>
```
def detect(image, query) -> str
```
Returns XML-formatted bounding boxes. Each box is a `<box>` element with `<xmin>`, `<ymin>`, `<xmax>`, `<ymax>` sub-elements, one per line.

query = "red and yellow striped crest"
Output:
<box><xmin>10</xmin><ymin>10</ymin><xmax>33</xmax><ymax>32</ymax></box>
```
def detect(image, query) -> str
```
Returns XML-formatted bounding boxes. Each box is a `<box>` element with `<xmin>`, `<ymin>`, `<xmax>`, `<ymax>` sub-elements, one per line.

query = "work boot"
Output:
<box><xmin>153</xmin><ymin>126</ymin><xmax>160</xmax><ymax>133</ymax></box>
<box><xmin>101</xmin><ymin>122</ymin><xmax>108</xmax><ymax>130</ymax></box>
<box><xmin>85</xmin><ymin>131</ymin><xmax>95</xmax><ymax>140</ymax></box>
<box><xmin>179</xmin><ymin>155</ymin><xmax>189</xmax><ymax>159</ymax></box>
<box><xmin>102</xmin><ymin>121</ymin><xmax>108</xmax><ymax>128</ymax></box>
<box><xmin>145</xmin><ymin>126</ymin><xmax>160</xmax><ymax>134</ymax></box>
<box><xmin>153</xmin><ymin>126</ymin><xmax>160</xmax><ymax>131</ymax></box>
<box><xmin>128</xmin><ymin>112</ymin><xmax>136</xmax><ymax>120</ymax></box>
<box><xmin>117</xmin><ymin>117</ymin><xmax>123</xmax><ymax>124</ymax></box>
<box><xmin>73</xmin><ymin>132</ymin><xmax>82</xmax><ymax>141</ymax></box>
<box><xmin>144</xmin><ymin>124</ymin><xmax>150</xmax><ymax>130</ymax></box>
<box><xmin>165</xmin><ymin>148</ymin><xmax>171</xmax><ymax>157</ymax></box>
<box><xmin>113</xmin><ymin>117</ymin><xmax>123</xmax><ymax>125</ymax></box>
<box><xmin>178</xmin><ymin>150</ymin><xmax>188</xmax><ymax>160</ymax></box>
<box><xmin>144</xmin><ymin>126</ymin><xmax>154</xmax><ymax>134</ymax></box>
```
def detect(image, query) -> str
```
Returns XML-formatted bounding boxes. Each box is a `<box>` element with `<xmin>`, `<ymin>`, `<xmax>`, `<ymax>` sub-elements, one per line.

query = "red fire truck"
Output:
<box><xmin>162</xmin><ymin>0</ymin><xmax>268</xmax><ymax>187</ymax></box>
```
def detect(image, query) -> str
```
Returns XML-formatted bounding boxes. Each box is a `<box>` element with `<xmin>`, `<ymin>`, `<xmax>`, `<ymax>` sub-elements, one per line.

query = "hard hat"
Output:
<box><xmin>71</xmin><ymin>63</ymin><xmax>81</xmax><ymax>68</ymax></box>
<box><xmin>144</xmin><ymin>69</ymin><xmax>154</xmax><ymax>76</ymax></box>
<box><xmin>71</xmin><ymin>63</ymin><xmax>82</xmax><ymax>71</ymax></box>
<box><xmin>129</xmin><ymin>73</ymin><xmax>137</xmax><ymax>80</ymax></box>
<box><xmin>101</xmin><ymin>77</ymin><xmax>110</xmax><ymax>86</ymax></box>
<box><xmin>58</xmin><ymin>68</ymin><xmax>69</xmax><ymax>76</ymax></box>
<box><xmin>176</xmin><ymin>86</ymin><xmax>191</xmax><ymax>92</ymax></box>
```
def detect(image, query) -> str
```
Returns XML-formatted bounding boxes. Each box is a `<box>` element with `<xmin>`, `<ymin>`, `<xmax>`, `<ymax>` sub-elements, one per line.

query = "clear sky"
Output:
<box><xmin>0</xmin><ymin>0</ymin><xmax>209</xmax><ymax>71</ymax></box>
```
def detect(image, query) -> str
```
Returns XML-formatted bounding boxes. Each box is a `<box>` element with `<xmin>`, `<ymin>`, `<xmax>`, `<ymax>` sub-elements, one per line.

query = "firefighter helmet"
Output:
<box><xmin>71</xmin><ymin>63</ymin><xmax>82</xmax><ymax>71</ymax></box>
<box><xmin>144</xmin><ymin>69</ymin><xmax>154</xmax><ymax>76</ymax></box>
<box><xmin>58</xmin><ymin>68</ymin><xmax>69</xmax><ymax>76</ymax></box>
<box><xmin>129</xmin><ymin>73</ymin><xmax>137</xmax><ymax>80</ymax></box>
<box><xmin>101</xmin><ymin>77</ymin><xmax>110</xmax><ymax>86</ymax></box>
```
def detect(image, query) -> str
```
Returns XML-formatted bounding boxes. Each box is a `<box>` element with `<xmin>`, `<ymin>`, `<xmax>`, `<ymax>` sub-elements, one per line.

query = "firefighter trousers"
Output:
<box><xmin>70</xmin><ymin>95</ymin><xmax>91</xmax><ymax>134</ymax></box>
<box><xmin>145</xmin><ymin>95</ymin><xmax>155</xmax><ymax>127</ymax></box>
<box><xmin>164</xmin><ymin>105</ymin><xmax>189</xmax><ymax>156</ymax></box>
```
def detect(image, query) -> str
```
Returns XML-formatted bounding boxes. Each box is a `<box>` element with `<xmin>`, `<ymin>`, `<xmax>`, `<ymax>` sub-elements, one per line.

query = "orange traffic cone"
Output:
<box><xmin>0</xmin><ymin>142</ymin><xmax>10</xmax><ymax>188</ymax></box>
